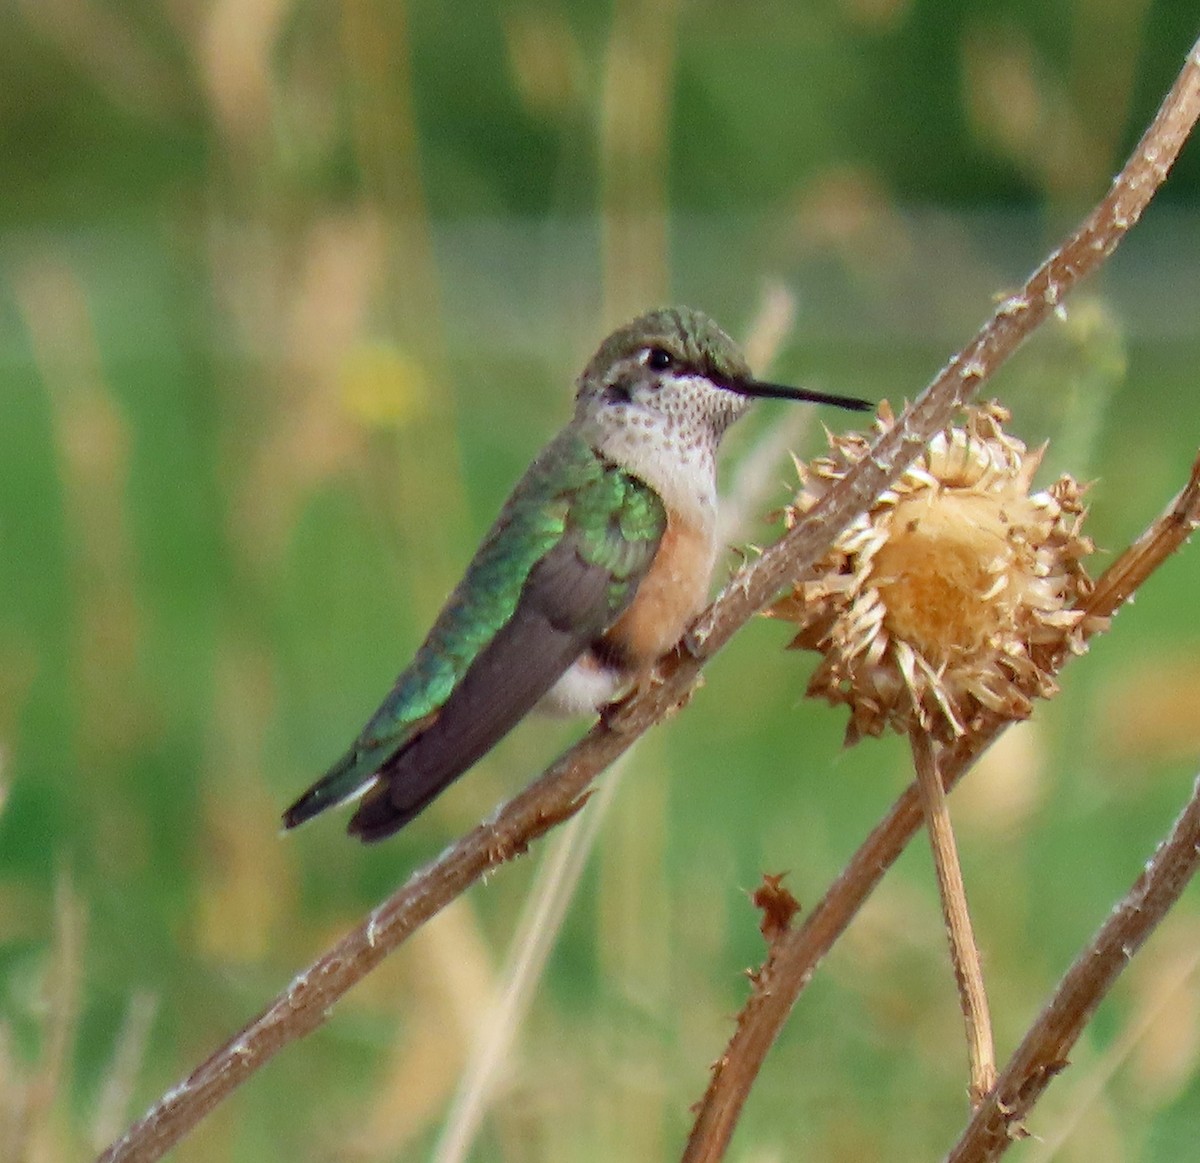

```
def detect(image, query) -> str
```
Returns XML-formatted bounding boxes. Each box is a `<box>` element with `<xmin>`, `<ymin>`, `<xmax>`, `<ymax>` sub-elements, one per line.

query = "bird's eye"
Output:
<box><xmin>644</xmin><ymin>347</ymin><xmax>673</xmax><ymax>371</ymax></box>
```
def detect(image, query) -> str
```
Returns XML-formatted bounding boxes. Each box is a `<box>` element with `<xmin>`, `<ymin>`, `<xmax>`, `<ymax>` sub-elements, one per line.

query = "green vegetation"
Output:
<box><xmin>2</xmin><ymin>2</ymin><xmax>1199</xmax><ymax>1159</ymax></box>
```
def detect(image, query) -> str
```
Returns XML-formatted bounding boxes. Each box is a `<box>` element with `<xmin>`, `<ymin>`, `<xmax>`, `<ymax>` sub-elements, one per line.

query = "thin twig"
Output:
<box><xmin>944</xmin><ymin>773</ymin><xmax>1200</xmax><ymax>1163</ymax></box>
<box><xmin>911</xmin><ymin>732</ymin><xmax>996</xmax><ymax>1107</ymax></box>
<box><xmin>1075</xmin><ymin>454</ymin><xmax>1200</xmax><ymax>629</ymax></box>
<box><xmin>680</xmin><ymin>38</ymin><xmax>1200</xmax><ymax>1162</ymax></box>
<box><xmin>1084</xmin><ymin>449</ymin><xmax>1200</xmax><ymax>617</ymax></box>
<box><xmin>99</xmin><ymin>37</ymin><xmax>1200</xmax><ymax>1163</ymax></box>
<box><xmin>90</xmin><ymin>992</ymin><xmax>159</xmax><ymax>1154</ymax></box>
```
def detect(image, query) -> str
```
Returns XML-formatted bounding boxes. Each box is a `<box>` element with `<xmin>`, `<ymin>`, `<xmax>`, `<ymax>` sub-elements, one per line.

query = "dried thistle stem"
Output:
<box><xmin>911</xmin><ymin>731</ymin><xmax>996</xmax><ymax>1107</ymax></box>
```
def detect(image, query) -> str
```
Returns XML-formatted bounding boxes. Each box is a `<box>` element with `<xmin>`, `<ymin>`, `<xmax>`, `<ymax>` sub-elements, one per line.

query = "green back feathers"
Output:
<box><xmin>358</xmin><ymin>431</ymin><xmax>664</xmax><ymax>751</ymax></box>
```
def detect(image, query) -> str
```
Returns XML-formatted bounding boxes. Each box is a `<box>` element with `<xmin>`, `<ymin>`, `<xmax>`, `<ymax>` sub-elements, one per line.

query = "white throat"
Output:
<box><xmin>594</xmin><ymin>418</ymin><xmax>718</xmax><ymax>531</ymax></box>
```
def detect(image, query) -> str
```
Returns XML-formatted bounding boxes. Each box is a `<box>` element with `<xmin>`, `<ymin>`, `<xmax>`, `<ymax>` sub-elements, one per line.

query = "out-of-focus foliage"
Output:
<box><xmin>2</xmin><ymin>2</ymin><xmax>1199</xmax><ymax>1160</ymax></box>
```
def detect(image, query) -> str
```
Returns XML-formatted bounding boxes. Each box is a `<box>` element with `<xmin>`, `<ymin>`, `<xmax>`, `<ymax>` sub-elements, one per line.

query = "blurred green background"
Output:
<box><xmin>3</xmin><ymin>1</ymin><xmax>1200</xmax><ymax>1160</ymax></box>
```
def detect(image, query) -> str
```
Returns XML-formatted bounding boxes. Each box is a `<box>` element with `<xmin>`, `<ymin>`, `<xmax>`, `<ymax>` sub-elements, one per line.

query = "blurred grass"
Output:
<box><xmin>2</xmin><ymin>2</ymin><xmax>1200</xmax><ymax>1160</ymax></box>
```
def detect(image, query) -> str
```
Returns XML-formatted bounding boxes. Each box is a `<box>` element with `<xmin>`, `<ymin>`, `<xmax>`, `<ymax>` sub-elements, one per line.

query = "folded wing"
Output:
<box><xmin>282</xmin><ymin>434</ymin><xmax>665</xmax><ymax>841</ymax></box>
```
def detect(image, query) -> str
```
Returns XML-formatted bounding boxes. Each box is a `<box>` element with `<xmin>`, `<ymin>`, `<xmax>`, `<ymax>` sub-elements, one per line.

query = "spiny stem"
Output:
<box><xmin>910</xmin><ymin>731</ymin><xmax>996</xmax><ymax>1108</ymax></box>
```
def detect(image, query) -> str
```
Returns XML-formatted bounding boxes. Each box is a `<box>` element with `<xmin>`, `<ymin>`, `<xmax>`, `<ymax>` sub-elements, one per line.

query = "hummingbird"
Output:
<box><xmin>283</xmin><ymin>306</ymin><xmax>871</xmax><ymax>842</ymax></box>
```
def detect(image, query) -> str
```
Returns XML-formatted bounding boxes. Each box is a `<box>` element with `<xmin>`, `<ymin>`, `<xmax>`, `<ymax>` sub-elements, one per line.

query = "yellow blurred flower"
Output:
<box><xmin>339</xmin><ymin>342</ymin><xmax>432</xmax><ymax>429</ymax></box>
<box><xmin>772</xmin><ymin>402</ymin><xmax>1101</xmax><ymax>743</ymax></box>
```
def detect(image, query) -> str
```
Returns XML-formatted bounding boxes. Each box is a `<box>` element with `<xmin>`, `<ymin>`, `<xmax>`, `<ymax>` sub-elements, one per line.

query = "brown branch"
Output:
<box><xmin>1086</xmin><ymin>449</ymin><xmax>1200</xmax><ymax>616</ymax></box>
<box><xmin>911</xmin><ymin>732</ymin><xmax>996</xmax><ymax>1107</ymax></box>
<box><xmin>99</xmin><ymin>37</ymin><xmax>1200</xmax><ymax>1163</ymax></box>
<box><xmin>680</xmin><ymin>444</ymin><xmax>1200</xmax><ymax>1163</ymax></box>
<box><xmin>680</xmin><ymin>40</ymin><xmax>1200</xmax><ymax>1163</ymax></box>
<box><xmin>944</xmin><ymin>773</ymin><xmax>1200</xmax><ymax>1162</ymax></box>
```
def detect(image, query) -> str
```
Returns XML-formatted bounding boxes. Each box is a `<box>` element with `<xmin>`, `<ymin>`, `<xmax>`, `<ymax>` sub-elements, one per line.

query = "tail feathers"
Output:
<box><xmin>347</xmin><ymin>774</ymin><xmax>448</xmax><ymax>843</ymax></box>
<box><xmin>282</xmin><ymin>746</ymin><xmax>385</xmax><ymax>831</ymax></box>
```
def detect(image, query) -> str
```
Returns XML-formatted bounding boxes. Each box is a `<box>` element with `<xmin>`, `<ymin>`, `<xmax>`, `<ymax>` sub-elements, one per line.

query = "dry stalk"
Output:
<box><xmin>430</xmin><ymin>756</ymin><xmax>629</xmax><ymax>1163</ymax></box>
<box><xmin>911</xmin><ymin>731</ymin><xmax>996</xmax><ymax>1107</ymax></box>
<box><xmin>99</xmin><ymin>36</ymin><xmax>1200</xmax><ymax>1163</ymax></box>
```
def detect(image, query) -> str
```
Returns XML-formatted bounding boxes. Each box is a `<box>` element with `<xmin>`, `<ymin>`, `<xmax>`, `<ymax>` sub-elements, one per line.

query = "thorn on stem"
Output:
<box><xmin>752</xmin><ymin>871</ymin><xmax>801</xmax><ymax>941</ymax></box>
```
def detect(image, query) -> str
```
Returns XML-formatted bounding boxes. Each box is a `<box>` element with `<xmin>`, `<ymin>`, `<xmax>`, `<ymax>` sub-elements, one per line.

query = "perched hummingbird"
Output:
<box><xmin>283</xmin><ymin>307</ymin><xmax>871</xmax><ymax>842</ymax></box>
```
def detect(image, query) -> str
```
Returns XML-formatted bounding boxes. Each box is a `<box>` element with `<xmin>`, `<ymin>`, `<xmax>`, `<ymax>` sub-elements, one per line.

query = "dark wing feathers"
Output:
<box><xmin>284</xmin><ymin>432</ymin><xmax>667</xmax><ymax>842</ymax></box>
<box><xmin>347</xmin><ymin>534</ymin><xmax>618</xmax><ymax>840</ymax></box>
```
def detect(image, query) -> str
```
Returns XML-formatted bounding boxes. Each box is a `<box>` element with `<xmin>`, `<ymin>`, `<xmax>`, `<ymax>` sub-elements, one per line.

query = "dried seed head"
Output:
<box><xmin>771</xmin><ymin>402</ymin><xmax>1100</xmax><ymax>744</ymax></box>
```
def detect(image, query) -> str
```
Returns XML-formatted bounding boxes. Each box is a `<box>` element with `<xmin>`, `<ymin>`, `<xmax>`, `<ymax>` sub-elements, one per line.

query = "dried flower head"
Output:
<box><xmin>772</xmin><ymin>402</ymin><xmax>1099</xmax><ymax>744</ymax></box>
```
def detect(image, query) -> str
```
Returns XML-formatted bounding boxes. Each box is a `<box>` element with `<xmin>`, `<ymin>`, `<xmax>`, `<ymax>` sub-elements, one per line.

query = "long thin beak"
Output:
<box><xmin>729</xmin><ymin>378</ymin><xmax>873</xmax><ymax>413</ymax></box>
